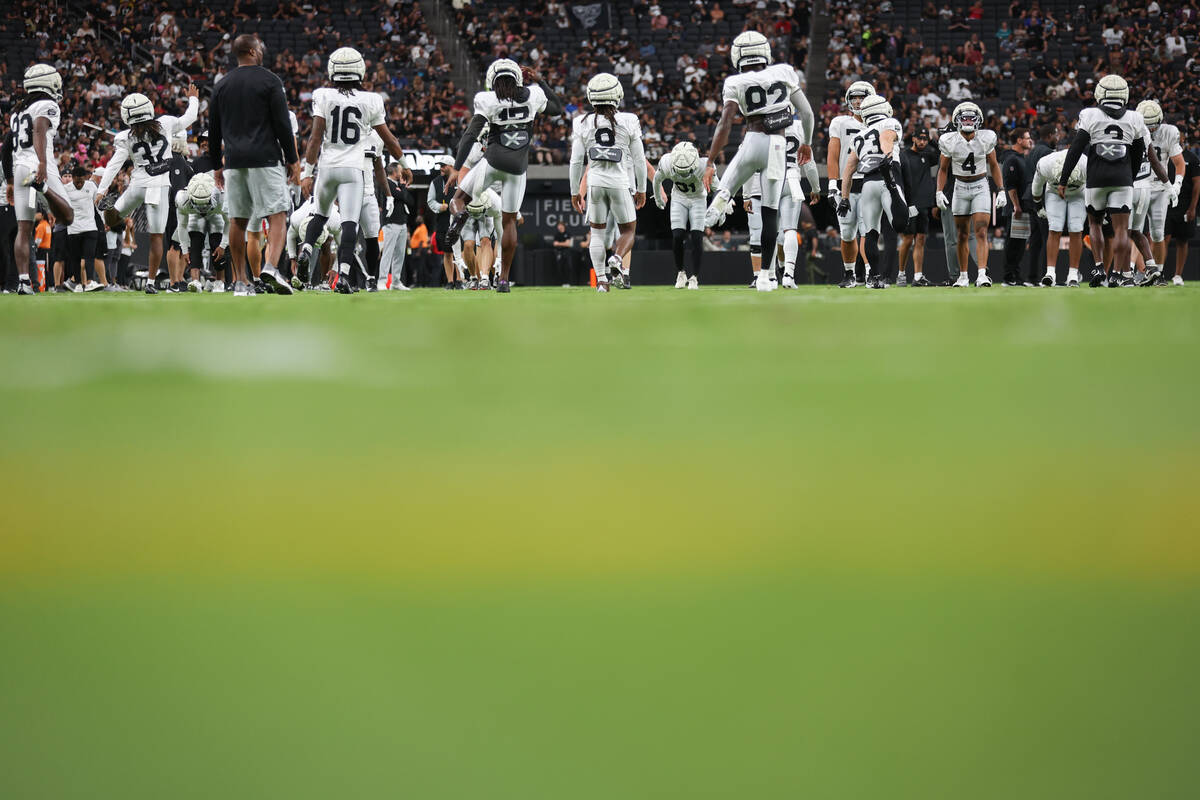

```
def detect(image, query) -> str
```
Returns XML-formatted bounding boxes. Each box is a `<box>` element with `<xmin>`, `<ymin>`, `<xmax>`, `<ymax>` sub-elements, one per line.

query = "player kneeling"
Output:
<box><xmin>569</xmin><ymin>73</ymin><xmax>646</xmax><ymax>293</ymax></box>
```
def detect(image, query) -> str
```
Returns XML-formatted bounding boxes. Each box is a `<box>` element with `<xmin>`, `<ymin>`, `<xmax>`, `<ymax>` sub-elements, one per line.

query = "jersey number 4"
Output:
<box><xmin>962</xmin><ymin>152</ymin><xmax>976</xmax><ymax>173</ymax></box>
<box><xmin>745</xmin><ymin>82</ymin><xmax>788</xmax><ymax>112</ymax></box>
<box><xmin>329</xmin><ymin>106</ymin><xmax>363</xmax><ymax>145</ymax></box>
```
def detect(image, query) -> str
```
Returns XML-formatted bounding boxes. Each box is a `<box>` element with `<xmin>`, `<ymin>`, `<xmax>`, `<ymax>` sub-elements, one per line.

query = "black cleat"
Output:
<box><xmin>495</xmin><ymin>279</ymin><xmax>511</xmax><ymax>293</ymax></box>
<box><xmin>96</xmin><ymin>193</ymin><xmax>117</xmax><ymax>212</ymax></box>
<box><xmin>144</xmin><ymin>282</ymin><xmax>158</xmax><ymax>295</ymax></box>
<box><xmin>1041</xmin><ymin>274</ymin><xmax>1055</xmax><ymax>287</ymax></box>
<box><xmin>334</xmin><ymin>272</ymin><xmax>353</xmax><ymax>294</ymax></box>
<box><xmin>837</xmin><ymin>269</ymin><xmax>857</xmax><ymax>288</ymax></box>
<box><xmin>295</xmin><ymin>244</ymin><xmax>313</xmax><ymax>284</ymax></box>
<box><xmin>444</xmin><ymin>209</ymin><xmax>469</xmax><ymax>248</ymax></box>
<box><xmin>253</xmin><ymin>278</ymin><xmax>269</xmax><ymax>294</ymax></box>
<box><xmin>911</xmin><ymin>276</ymin><xmax>932</xmax><ymax>287</ymax></box>
<box><xmin>168</xmin><ymin>281</ymin><xmax>186</xmax><ymax>293</ymax></box>
<box><xmin>54</xmin><ymin>284</ymin><xmax>71</xmax><ymax>293</ymax></box>
<box><xmin>1109</xmin><ymin>272</ymin><xmax>1133</xmax><ymax>287</ymax></box>
<box><xmin>867</xmin><ymin>275</ymin><xmax>887</xmax><ymax>289</ymax></box>
<box><xmin>17</xmin><ymin>280</ymin><xmax>37</xmax><ymax>295</ymax></box>
<box><xmin>1088</xmin><ymin>269</ymin><xmax>1107</xmax><ymax>287</ymax></box>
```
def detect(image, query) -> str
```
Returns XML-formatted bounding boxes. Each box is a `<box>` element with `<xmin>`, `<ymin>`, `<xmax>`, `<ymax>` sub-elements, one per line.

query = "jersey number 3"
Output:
<box><xmin>329</xmin><ymin>106</ymin><xmax>362</xmax><ymax>145</ymax></box>
<box><xmin>133</xmin><ymin>135</ymin><xmax>169</xmax><ymax>166</ymax></box>
<box><xmin>14</xmin><ymin>113</ymin><xmax>34</xmax><ymax>149</ymax></box>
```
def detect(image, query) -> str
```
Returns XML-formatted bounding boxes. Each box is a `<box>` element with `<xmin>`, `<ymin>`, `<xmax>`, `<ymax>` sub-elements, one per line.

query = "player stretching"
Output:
<box><xmin>297</xmin><ymin>47</ymin><xmax>406</xmax><ymax>294</ymax></box>
<box><xmin>3</xmin><ymin>65</ymin><xmax>76</xmax><ymax>294</ymax></box>
<box><xmin>838</xmin><ymin>95</ymin><xmax>907</xmax><ymax>289</ymax></box>
<box><xmin>1032</xmin><ymin>150</ymin><xmax>1087</xmax><ymax>286</ymax></box>
<box><xmin>570</xmin><ymin>73</ymin><xmax>646</xmax><ymax>293</ymax></box>
<box><xmin>1058</xmin><ymin>76</ymin><xmax>1168</xmax><ymax>287</ymax></box>
<box><xmin>655</xmin><ymin>142</ymin><xmax>708</xmax><ymax>289</ymax></box>
<box><xmin>703</xmin><ymin>31</ymin><xmax>814</xmax><ymax>293</ymax></box>
<box><xmin>936</xmin><ymin>102</ymin><xmax>1005</xmax><ymax>287</ymax></box>
<box><xmin>445</xmin><ymin>59</ymin><xmax>564</xmax><ymax>293</ymax></box>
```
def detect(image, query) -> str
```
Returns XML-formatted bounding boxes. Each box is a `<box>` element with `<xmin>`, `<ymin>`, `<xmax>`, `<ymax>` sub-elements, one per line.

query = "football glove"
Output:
<box><xmin>994</xmin><ymin>191</ymin><xmax>1007</xmax><ymax>210</ymax></box>
<box><xmin>385</xmin><ymin>196</ymin><xmax>394</xmax><ymax>218</ymax></box>
<box><xmin>837</xmin><ymin>197</ymin><xmax>851</xmax><ymax>217</ymax></box>
<box><xmin>1170</xmin><ymin>175</ymin><xmax>1183</xmax><ymax>207</ymax></box>
<box><xmin>907</xmin><ymin>205</ymin><xmax>918</xmax><ymax>218</ymax></box>
<box><xmin>936</xmin><ymin>191</ymin><xmax>949</xmax><ymax>210</ymax></box>
<box><xmin>827</xmin><ymin>180</ymin><xmax>840</xmax><ymax>203</ymax></box>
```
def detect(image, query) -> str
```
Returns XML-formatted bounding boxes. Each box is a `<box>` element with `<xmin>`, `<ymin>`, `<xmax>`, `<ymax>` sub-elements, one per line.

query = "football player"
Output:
<box><xmin>460</xmin><ymin>191</ymin><xmax>501</xmax><ymax>289</ymax></box>
<box><xmin>298</xmin><ymin>47</ymin><xmax>407</xmax><ymax>294</ymax></box>
<box><xmin>569</xmin><ymin>73</ymin><xmax>646</xmax><ymax>293</ymax></box>
<box><xmin>173</xmin><ymin>172</ymin><xmax>228</xmax><ymax>292</ymax></box>
<box><xmin>936</xmin><ymin>101</ymin><xmax>1005</xmax><ymax>287</ymax></box>
<box><xmin>1032</xmin><ymin>149</ymin><xmax>1087</xmax><ymax>286</ymax></box>
<box><xmin>3</xmin><ymin>65</ymin><xmax>76</xmax><ymax>295</ymax></box>
<box><xmin>702</xmin><ymin>31</ymin><xmax>814</xmax><ymax>292</ymax></box>
<box><xmin>1137</xmin><ymin>100</ymin><xmax>1185</xmax><ymax>279</ymax></box>
<box><xmin>96</xmin><ymin>84</ymin><xmax>199</xmax><ymax>294</ymax></box>
<box><xmin>827</xmin><ymin>81</ymin><xmax>875</xmax><ymax>288</ymax></box>
<box><xmin>1057</xmin><ymin>75</ymin><xmax>1169</xmax><ymax>287</ymax></box>
<box><xmin>777</xmin><ymin>117</ymin><xmax>821</xmax><ymax>288</ymax></box>
<box><xmin>446</xmin><ymin>59</ymin><xmax>564</xmax><ymax>293</ymax></box>
<box><xmin>288</xmin><ymin>196</ymin><xmax>341</xmax><ymax>289</ymax></box>
<box><xmin>837</xmin><ymin>95</ymin><xmax>906</xmax><ymax>289</ymax></box>
<box><xmin>654</xmin><ymin>141</ymin><xmax>708</xmax><ymax>289</ymax></box>
<box><xmin>357</xmin><ymin>130</ymin><xmax>390</xmax><ymax>292</ymax></box>
<box><xmin>744</xmin><ymin>173</ymin><xmax>765</xmax><ymax>288</ymax></box>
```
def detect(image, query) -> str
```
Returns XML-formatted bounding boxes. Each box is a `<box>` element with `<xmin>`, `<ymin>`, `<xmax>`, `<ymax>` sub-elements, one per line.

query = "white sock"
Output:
<box><xmin>842</xmin><ymin>262</ymin><xmax>855</xmax><ymax>274</ymax></box>
<box><xmin>1068</xmin><ymin>267</ymin><xmax>1080</xmax><ymax>280</ymax></box>
<box><xmin>589</xmin><ymin>232</ymin><xmax>606</xmax><ymax>276</ymax></box>
<box><xmin>783</xmin><ymin>231</ymin><xmax>798</xmax><ymax>276</ymax></box>
<box><xmin>978</xmin><ymin>267</ymin><xmax>987</xmax><ymax>277</ymax></box>
<box><xmin>19</xmin><ymin>273</ymin><xmax>29</xmax><ymax>281</ymax></box>
<box><xmin>914</xmin><ymin>271</ymin><xmax>923</xmax><ymax>281</ymax></box>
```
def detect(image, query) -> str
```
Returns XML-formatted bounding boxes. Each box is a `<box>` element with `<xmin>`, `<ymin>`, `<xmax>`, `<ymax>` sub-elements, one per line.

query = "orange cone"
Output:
<box><xmin>589</xmin><ymin>268</ymin><xmax>597</xmax><ymax>288</ymax></box>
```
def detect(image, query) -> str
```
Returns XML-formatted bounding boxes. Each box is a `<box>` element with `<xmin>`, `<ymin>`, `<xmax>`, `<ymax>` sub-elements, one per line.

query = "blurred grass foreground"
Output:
<box><xmin>2</xmin><ymin>287</ymin><xmax>1198</xmax><ymax>799</ymax></box>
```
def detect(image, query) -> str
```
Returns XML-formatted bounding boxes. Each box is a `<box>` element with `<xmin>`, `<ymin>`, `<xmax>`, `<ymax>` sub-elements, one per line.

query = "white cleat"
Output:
<box><xmin>187</xmin><ymin>279</ymin><xmax>202</xmax><ymax>293</ymax></box>
<box><xmin>976</xmin><ymin>273</ymin><xmax>993</xmax><ymax>287</ymax></box>
<box><xmin>952</xmin><ymin>273</ymin><xmax>970</xmax><ymax>288</ymax></box>
<box><xmin>1066</xmin><ymin>276</ymin><xmax>1079</xmax><ymax>287</ymax></box>
<box><xmin>596</xmin><ymin>278</ymin><xmax>610</xmax><ymax>293</ymax></box>
<box><xmin>1173</xmin><ymin>275</ymin><xmax>1185</xmax><ymax>286</ymax></box>
<box><xmin>755</xmin><ymin>272</ymin><xmax>776</xmax><ymax>292</ymax></box>
<box><xmin>686</xmin><ymin>276</ymin><xmax>699</xmax><ymax>290</ymax></box>
<box><xmin>84</xmin><ymin>280</ymin><xmax>104</xmax><ymax>292</ymax></box>
<box><xmin>703</xmin><ymin>190</ymin><xmax>731</xmax><ymax>228</ymax></box>
<box><xmin>209</xmin><ymin>280</ymin><xmax>226</xmax><ymax>293</ymax></box>
<box><xmin>781</xmin><ymin>274</ymin><xmax>796</xmax><ymax>289</ymax></box>
<box><xmin>674</xmin><ymin>270</ymin><xmax>687</xmax><ymax>289</ymax></box>
<box><xmin>1040</xmin><ymin>273</ymin><xmax>1055</xmax><ymax>287</ymax></box>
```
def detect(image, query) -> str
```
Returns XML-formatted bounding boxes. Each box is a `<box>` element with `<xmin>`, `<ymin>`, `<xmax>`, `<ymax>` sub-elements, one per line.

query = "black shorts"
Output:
<box><xmin>905</xmin><ymin>208</ymin><xmax>930</xmax><ymax>235</ymax></box>
<box><xmin>49</xmin><ymin>229</ymin><xmax>68</xmax><ymax>264</ymax></box>
<box><xmin>1166</xmin><ymin>214</ymin><xmax>1196</xmax><ymax>241</ymax></box>
<box><xmin>95</xmin><ymin>231</ymin><xmax>109</xmax><ymax>260</ymax></box>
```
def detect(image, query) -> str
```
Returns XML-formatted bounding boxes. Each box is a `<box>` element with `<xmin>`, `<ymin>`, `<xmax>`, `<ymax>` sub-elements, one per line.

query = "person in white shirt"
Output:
<box><xmin>1165</xmin><ymin>35</ymin><xmax>1186</xmax><ymax>59</ymax></box>
<box><xmin>62</xmin><ymin>164</ymin><xmax>106</xmax><ymax>291</ymax></box>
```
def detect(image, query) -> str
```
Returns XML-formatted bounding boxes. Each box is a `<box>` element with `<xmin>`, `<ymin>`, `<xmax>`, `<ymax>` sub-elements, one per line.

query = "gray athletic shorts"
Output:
<box><xmin>224</xmin><ymin>164</ymin><xmax>289</xmax><ymax>221</ymax></box>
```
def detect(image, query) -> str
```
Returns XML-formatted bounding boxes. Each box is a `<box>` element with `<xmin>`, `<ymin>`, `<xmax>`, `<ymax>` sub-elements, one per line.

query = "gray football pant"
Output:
<box><xmin>381</xmin><ymin>223</ymin><xmax>407</xmax><ymax>283</ymax></box>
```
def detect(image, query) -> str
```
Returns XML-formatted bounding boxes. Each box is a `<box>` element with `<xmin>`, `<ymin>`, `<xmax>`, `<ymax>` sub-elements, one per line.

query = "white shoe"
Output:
<box><xmin>686</xmin><ymin>276</ymin><xmax>699</xmax><ymax>290</ymax></box>
<box><xmin>477</xmin><ymin>276</ymin><xmax>489</xmax><ymax>290</ymax></box>
<box><xmin>704</xmin><ymin>190</ymin><xmax>731</xmax><ymax>228</ymax></box>
<box><xmin>597</xmin><ymin>278</ymin><xmax>610</xmax><ymax>293</ymax></box>
<box><xmin>210</xmin><ymin>280</ymin><xmax>225</xmax><ymax>293</ymax></box>
<box><xmin>1173</xmin><ymin>275</ymin><xmax>1185</xmax><ymax>286</ymax></box>
<box><xmin>755</xmin><ymin>272</ymin><xmax>776</xmax><ymax>292</ymax></box>
<box><xmin>674</xmin><ymin>270</ymin><xmax>687</xmax><ymax>289</ymax></box>
<box><xmin>952</xmin><ymin>273</ymin><xmax>970</xmax><ymax>288</ymax></box>
<box><xmin>187</xmin><ymin>279</ymin><xmax>202</xmax><ymax>293</ymax></box>
<box><xmin>781</xmin><ymin>274</ymin><xmax>796</xmax><ymax>289</ymax></box>
<box><xmin>1066</xmin><ymin>276</ymin><xmax>1079</xmax><ymax>287</ymax></box>
<box><xmin>1040</xmin><ymin>273</ymin><xmax>1055</xmax><ymax>287</ymax></box>
<box><xmin>232</xmin><ymin>281</ymin><xmax>252</xmax><ymax>296</ymax></box>
<box><xmin>84</xmin><ymin>280</ymin><xmax>103</xmax><ymax>292</ymax></box>
<box><xmin>976</xmin><ymin>272</ymin><xmax>992</xmax><ymax>287</ymax></box>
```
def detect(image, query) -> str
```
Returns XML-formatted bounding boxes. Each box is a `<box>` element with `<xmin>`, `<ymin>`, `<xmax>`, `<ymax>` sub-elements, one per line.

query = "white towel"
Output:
<box><xmin>764</xmin><ymin>135</ymin><xmax>787</xmax><ymax>182</ymax></box>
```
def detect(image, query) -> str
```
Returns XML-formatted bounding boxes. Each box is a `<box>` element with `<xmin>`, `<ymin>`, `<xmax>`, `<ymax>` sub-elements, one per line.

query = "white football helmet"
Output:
<box><xmin>1136</xmin><ymin>99</ymin><xmax>1163</xmax><ymax>131</ymax></box>
<box><xmin>669</xmin><ymin>141</ymin><xmax>701</xmax><ymax>177</ymax></box>
<box><xmin>23</xmin><ymin>64</ymin><xmax>62</xmax><ymax>101</ymax></box>
<box><xmin>186</xmin><ymin>173</ymin><xmax>218</xmax><ymax>213</ymax></box>
<box><xmin>845</xmin><ymin>81</ymin><xmax>875</xmax><ymax>115</ymax></box>
<box><xmin>586</xmin><ymin>72</ymin><xmax>624</xmax><ymax>107</ymax></box>
<box><xmin>952</xmin><ymin>101</ymin><xmax>983</xmax><ymax>134</ymax></box>
<box><xmin>120</xmin><ymin>93</ymin><xmax>155</xmax><ymax>125</ymax></box>
<box><xmin>485</xmin><ymin>59</ymin><xmax>523</xmax><ymax>91</ymax></box>
<box><xmin>1095</xmin><ymin>74</ymin><xmax>1129</xmax><ymax>117</ymax></box>
<box><xmin>859</xmin><ymin>95</ymin><xmax>892</xmax><ymax>124</ymax></box>
<box><xmin>328</xmin><ymin>47</ymin><xmax>366</xmax><ymax>82</ymax></box>
<box><xmin>731</xmin><ymin>31</ymin><xmax>772</xmax><ymax>71</ymax></box>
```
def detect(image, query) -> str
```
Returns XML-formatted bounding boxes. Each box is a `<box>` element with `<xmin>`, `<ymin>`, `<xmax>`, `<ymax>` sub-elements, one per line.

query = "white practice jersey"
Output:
<box><xmin>656</xmin><ymin>153</ymin><xmax>707</xmax><ymax>199</ymax></box>
<box><xmin>828</xmin><ymin>114</ymin><xmax>865</xmax><ymax>179</ymax></box>
<box><xmin>571</xmin><ymin>111</ymin><xmax>645</xmax><ymax>191</ymax></box>
<box><xmin>1149</xmin><ymin>123</ymin><xmax>1183</xmax><ymax>187</ymax></box>
<box><xmin>362</xmin><ymin>131</ymin><xmax>383</xmax><ymax>197</ymax></box>
<box><xmin>8</xmin><ymin>98</ymin><xmax>60</xmax><ymax>170</ymax></box>
<box><xmin>98</xmin><ymin>97</ymin><xmax>199</xmax><ymax>192</ymax></box>
<box><xmin>1032</xmin><ymin>151</ymin><xmax>1087</xmax><ymax>196</ymax></box>
<box><xmin>939</xmin><ymin>129</ymin><xmax>997</xmax><ymax>178</ymax></box>
<box><xmin>1077</xmin><ymin>107</ymin><xmax>1149</xmax><ymax>163</ymax></box>
<box><xmin>474</xmin><ymin>84</ymin><xmax>547</xmax><ymax>132</ymax></box>
<box><xmin>64</xmin><ymin>181</ymin><xmax>98</xmax><ymax>234</ymax></box>
<box><xmin>722</xmin><ymin>63</ymin><xmax>802</xmax><ymax>119</ymax></box>
<box><xmin>312</xmin><ymin>87</ymin><xmax>385</xmax><ymax>170</ymax></box>
<box><xmin>851</xmin><ymin>117</ymin><xmax>903</xmax><ymax>177</ymax></box>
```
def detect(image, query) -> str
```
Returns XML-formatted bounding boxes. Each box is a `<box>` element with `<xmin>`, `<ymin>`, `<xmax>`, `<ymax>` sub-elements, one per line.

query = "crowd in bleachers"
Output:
<box><xmin>1</xmin><ymin>0</ymin><xmax>466</xmax><ymax>177</ymax></box>
<box><xmin>452</xmin><ymin>0</ymin><xmax>810</xmax><ymax>164</ymax></box>
<box><xmin>817</xmin><ymin>0</ymin><xmax>1200</xmax><ymax>162</ymax></box>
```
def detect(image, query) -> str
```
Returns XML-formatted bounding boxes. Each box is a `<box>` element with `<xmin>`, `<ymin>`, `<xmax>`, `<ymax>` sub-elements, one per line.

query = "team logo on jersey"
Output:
<box><xmin>1096</xmin><ymin>142</ymin><xmax>1127</xmax><ymax>161</ymax></box>
<box><xmin>500</xmin><ymin>130</ymin><xmax>530</xmax><ymax>149</ymax></box>
<box><xmin>46</xmin><ymin>106</ymin><xmax>58</xmax><ymax>118</ymax></box>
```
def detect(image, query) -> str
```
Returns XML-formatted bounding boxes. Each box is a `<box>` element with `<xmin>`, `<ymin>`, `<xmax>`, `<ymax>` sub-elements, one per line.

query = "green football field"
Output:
<box><xmin>2</xmin><ymin>286</ymin><xmax>1198</xmax><ymax>799</ymax></box>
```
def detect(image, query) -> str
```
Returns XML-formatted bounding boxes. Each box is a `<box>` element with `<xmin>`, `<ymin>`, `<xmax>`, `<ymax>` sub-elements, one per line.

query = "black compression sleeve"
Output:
<box><xmin>454</xmin><ymin>115</ymin><xmax>487</xmax><ymax>171</ymax></box>
<box><xmin>1</xmin><ymin>133</ymin><xmax>12</xmax><ymax>183</ymax></box>
<box><xmin>538</xmin><ymin>80</ymin><xmax>564</xmax><ymax>117</ymax></box>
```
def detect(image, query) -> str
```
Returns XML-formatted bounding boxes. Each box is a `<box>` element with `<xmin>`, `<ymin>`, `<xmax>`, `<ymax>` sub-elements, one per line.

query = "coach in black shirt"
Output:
<box><xmin>208</xmin><ymin>33</ymin><xmax>299</xmax><ymax>294</ymax></box>
<box><xmin>1001</xmin><ymin>127</ymin><xmax>1033</xmax><ymax>285</ymax></box>
<box><xmin>1022</xmin><ymin>124</ymin><xmax>1055</xmax><ymax>283</ymax></box>
<box><xmin>1166</xmin><ymin>142</ymin><xmax>1200</xmax><ymax>283</ymax></box>
<box><xmin>899</xmin><ymin>128</ymin><xmax>939</xmax><ymax>284</ymax></box>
